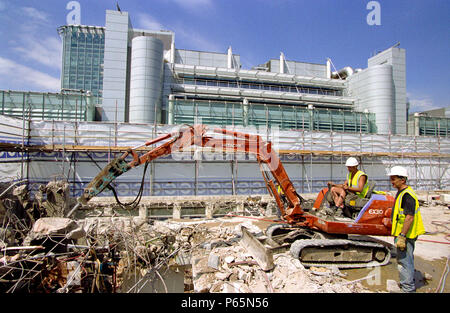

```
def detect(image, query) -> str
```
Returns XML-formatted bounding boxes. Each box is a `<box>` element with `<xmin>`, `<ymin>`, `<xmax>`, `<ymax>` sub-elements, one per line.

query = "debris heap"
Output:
<box><xmin>188</xmin><ymin>220</ymin><xmax>371</xmax><ymax>293</ymax></box>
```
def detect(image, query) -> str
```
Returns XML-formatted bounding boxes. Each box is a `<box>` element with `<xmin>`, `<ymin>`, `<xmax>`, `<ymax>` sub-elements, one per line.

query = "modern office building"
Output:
<box><xmin>407</xmin><ymin>106</ymin><xmax>450</xmax><ymax>136</ymax></box>
<box><xmin>53</xmin><ymin>9</ymin><xmax>416</xmax><ymax>135</ymax></box>
<box><xmin>2</xmin><ymin>9</ymin><xmax>448</xmax><ymax>136</ymax></box>
<box><xmin>1</xmin><ymin>9</ymin><xmax>449</xmax><ymax>199</ymax></box>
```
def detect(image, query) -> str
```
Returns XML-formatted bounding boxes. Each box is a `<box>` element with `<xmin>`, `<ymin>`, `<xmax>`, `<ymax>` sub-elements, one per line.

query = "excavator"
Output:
<box><xmin>68</xmin><ymin>124</ymin><xmax>395</xmax><ymax>269</ymax></box>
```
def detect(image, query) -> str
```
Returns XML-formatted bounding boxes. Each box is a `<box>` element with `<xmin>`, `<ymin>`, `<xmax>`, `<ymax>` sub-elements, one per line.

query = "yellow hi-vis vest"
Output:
<box><xmin>347</xmin><ymin>170</ymin><xmax>370</xmax><ymax>198</ymax></box>
<box><xmin>391</xmin><ymin>186</ymin><xmax>426</xmax><ymax>238</ymax></box>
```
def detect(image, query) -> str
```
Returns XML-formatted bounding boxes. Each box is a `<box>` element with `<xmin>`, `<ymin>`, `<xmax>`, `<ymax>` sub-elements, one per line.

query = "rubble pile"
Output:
<box><xmin>0</xmin><ymin>180</ymin><xmax>376</xmax><ymax>294</ymax></box>
<box><xmin>4</xmin><ymin>180</ymin><xmax>447</xmax><ymax>293</ymax></box>
<box><xmin>189</xmin><ymin>220</ymin><xmax>371</xmax><ymax>293</ymax></box>
<box><xmin>0</xmin><ymin>181</ymin><xmax>202</xmax><ymax>293</ymax></box>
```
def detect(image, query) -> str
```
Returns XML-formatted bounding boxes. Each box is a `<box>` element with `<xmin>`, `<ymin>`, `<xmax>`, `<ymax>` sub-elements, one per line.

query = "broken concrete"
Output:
<box><xmin>0</xmin><ymin>181</ymin><xmax>448</xmax><ymax>293</ymax></box>
<box><xmin>25</xmin><ymin>217</ymin><xmax>85</xmax><ymax>243</ymax></box>
<box><xmin>239</xmin><ymin>226</ymin><xmax>274</xmax><ymax>271</ymax></box>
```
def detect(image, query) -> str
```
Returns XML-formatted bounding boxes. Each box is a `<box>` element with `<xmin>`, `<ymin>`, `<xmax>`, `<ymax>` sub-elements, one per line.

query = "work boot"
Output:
<box><xmin>316</xmin><ymin>206</ymin><xmax>333</xmax><ymax>218</ymax></box>
<box><xmin>334</xmin><ymin>207</ymin><xmax>344</xmax><ymax>218</ymax></box>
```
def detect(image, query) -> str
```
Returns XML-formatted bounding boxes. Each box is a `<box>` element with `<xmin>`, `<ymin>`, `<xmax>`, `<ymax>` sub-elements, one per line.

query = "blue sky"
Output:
<box><xmin>0</xmin><ymin>0</ymin><xmax>448</xmax><ymax>112</ymax></box>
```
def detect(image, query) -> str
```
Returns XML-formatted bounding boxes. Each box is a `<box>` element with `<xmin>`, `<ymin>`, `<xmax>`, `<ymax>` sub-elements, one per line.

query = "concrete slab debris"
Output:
<box><xmin>239</xmin><ymin>226</ymin><xmax>274</xmax><ymax>271</ymax></box>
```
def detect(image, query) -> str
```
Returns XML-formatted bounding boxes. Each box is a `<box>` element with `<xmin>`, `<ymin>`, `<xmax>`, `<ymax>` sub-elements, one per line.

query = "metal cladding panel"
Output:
<box><xmin>348</xmin><ymin>64</ymin><xmax>394</xmax><ymax>134</ymax></box>
<box><xmin>368</xmin><ymin>47</ymin><xmax>406</xmax><ymax>135</ymax></box>
<box><xmin>129</xmin><ymin>36</ymin><xmax>165</xmax><ymax>123</ymax></box>
<box><xmin>102</xmin><ymin>10</ymin><xmax>131</xmax><ymax>122</ymax></box>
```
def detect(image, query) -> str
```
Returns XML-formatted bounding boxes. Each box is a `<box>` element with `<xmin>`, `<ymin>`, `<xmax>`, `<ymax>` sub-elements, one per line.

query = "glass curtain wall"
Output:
<box><xmin>0</xmin><ymin>90</ymin><xmax>95</xmax><ymax>121</ymax></box>
<box><xmin>419</xmin><ymin>116</ymin><xmax>450</xmax><ymax>137</ymax></box>
<box><xmin>171</xmin><ymin>99</ymin><xmax>376</xmax><ymax>133</ymax></box>
<box><xmin>58</xmin><ymin>25</ymin><xmax>105</xmax><ymax>102</ymax></box>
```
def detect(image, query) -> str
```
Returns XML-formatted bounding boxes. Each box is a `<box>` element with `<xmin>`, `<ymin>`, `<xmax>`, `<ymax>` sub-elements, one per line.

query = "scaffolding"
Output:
<box><xmin>1</xmin><ymin>114</ymin><xmax>448</xmax><ymax>198</ymax></box>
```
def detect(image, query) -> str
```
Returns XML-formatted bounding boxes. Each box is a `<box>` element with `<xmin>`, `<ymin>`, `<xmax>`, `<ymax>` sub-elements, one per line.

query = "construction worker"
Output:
<box><xmin>387</xmin><ymin>165</ymin><xmax>426</xmax><ymax>293</ymax></box>
<box><xmin>327</xmin><ymin>157</ymin><xmax>369</xmax><ymax>217</ymax></box>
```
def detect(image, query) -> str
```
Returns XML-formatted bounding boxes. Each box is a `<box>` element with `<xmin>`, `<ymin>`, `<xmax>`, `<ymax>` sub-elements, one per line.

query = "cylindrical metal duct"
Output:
<box><xmin>129</xmin><ymin>36</ymin><xmax>164</xmax><ymax>124</ymax></box>
<box><xmin>331</xmin><ymin>66</ymin><xmax>354</xmax><ymax>79</ymax></box>
<box><xmin>362</xmin><ymin>64</ymin><xmax>394</xmax><ymax>134</ymax></box>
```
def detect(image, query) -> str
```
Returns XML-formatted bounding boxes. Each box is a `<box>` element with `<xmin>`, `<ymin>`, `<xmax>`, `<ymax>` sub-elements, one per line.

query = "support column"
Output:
<box><xmin>205</xmin><ymin>203</ymin><xmax>214</xmax><ymax>219</ymax></box>
<box><xmin>168</xmin><ymin>94</ymin><xmax>175</xmax><ymax>125</ymax></box>
<box><xmin>242</xmin><ymin>98</ymin><xmax>249</xmax><ymax>127</ymax></box>
<box><xmin>227</xmin><ymin>46</ymin><xmax>233</xmax><ymax>69</ymax></box>
<box><xmin>414</xmin><ymin>113</ymin><xmax>420</xmax><ymax>136</ymax></box>
<box><xmin>280</xmin><ymin>52</ymin><xmax>285</xmax><ymax>74</ymax></box>
<box><xmin>308</xmin><ymin>104</ymin><xmax>314</xmax><ymax>131</ymax></box>
<box><xmin>139</xmin><ymin>205</ymin><xmax>148</xmax><ymax>220</ymax></box>
<box><xmin>173</xmin><ymin>202</ymin><xmax>181</xmax><ymax>219</ymax></box>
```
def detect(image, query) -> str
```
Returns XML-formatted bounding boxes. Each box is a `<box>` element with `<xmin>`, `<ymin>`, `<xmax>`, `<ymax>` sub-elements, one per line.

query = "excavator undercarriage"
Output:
<box><xmin>265</xmin><ymin>223</ymin><xmax>390</xmax><ymax>268</ymax></box>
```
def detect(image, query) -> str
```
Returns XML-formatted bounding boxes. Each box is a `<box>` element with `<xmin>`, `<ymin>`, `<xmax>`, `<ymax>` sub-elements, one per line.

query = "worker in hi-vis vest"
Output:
<box><xmin>387</xmin><ymin>165</ymin><xmax>426</xmax><ymax>293</ymax></box>
<box><xmin>327</xmin><ymin>157</ymin><xmax>369</xmax><ymax>217</ymax></box>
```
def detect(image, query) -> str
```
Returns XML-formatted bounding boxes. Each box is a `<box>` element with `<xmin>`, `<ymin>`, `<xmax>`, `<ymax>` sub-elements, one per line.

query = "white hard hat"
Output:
<box><xmin>345</xmin><ymin>157</ymin><xmax>359</xmax><ymax>167</ymax></box>
<box><xmin>387</xmin><ymin>166</ymin><xmax>408</xmax><ymax>178</ymax></box>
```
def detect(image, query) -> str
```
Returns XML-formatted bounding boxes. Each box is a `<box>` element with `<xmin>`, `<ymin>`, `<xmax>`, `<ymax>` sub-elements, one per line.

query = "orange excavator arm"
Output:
<box><xmin>74</xmin><ymin>124</ymin><xmax>303</xmax><ymax>223</ymax></box>
<box><xmin>71</xmin><ymin>124</ymin><xmax>393</xmax><ymax>238</ymax></box>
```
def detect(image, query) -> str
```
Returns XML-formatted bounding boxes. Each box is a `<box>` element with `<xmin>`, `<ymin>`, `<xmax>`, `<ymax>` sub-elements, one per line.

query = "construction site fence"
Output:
<box><xmin>0</xmin><ymin>115</ymin><xmax>448</xmax><ymax>197</ymax></box>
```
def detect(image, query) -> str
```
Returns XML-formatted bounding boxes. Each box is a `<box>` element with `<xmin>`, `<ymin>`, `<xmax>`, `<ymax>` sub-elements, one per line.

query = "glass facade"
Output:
<box><xmin>0</xmin><ymin>90</ymin><xmax>95</xmax><ymax>121</ymax></box>
<box><xmin>171</xmin><ymin>99</ymin><xmax>377</xmax><ymax>133</ymax></box>
<box><xmin>418</xmin><ymin>116</ymin><xmax>450</xmax><ymax>137</ymax></box>
<box><xmin>58</xmin><ymin>25</ymin><xmax>105</xmax><ymax>100</ymax></box>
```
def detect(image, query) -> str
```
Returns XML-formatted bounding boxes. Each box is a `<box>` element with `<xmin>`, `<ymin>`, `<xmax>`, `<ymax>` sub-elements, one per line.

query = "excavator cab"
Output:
<box><xmin>343</xmin><ymin>180</ymin><xmax>378</xmax><ymax>218</ymax></box>
<box><xmin>315</xmin><ymin>181</ymin><xmax>379</xmax><ymax>219</ymax></box>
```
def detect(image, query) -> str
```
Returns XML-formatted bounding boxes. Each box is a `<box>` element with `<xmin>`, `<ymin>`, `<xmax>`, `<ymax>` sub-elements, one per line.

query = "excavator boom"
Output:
<box><xmin>71</xmin><ymin>124</ymin><xmax>394</xmax><ymax>268</ymax></box>
<box><xmin>74</xmin><ymin>124</ymin><xmax>392</xmax><ymax>236</ymax></box>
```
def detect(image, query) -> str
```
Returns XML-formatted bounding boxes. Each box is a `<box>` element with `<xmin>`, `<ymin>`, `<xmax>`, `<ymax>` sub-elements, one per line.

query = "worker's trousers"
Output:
<box><xmin>395</xmin><ymin>237</ymin><xmax>417</xmax><ymax>293</ymax></box>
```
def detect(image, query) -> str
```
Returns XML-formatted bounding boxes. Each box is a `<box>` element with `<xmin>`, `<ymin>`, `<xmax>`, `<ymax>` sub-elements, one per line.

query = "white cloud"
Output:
<box><xmin>22</xmin><ymin>6</ymin><xmax>50</xmax><ymax>23</ymax></box>
<box><xmin>172</xmin><ymin>0</ymin><xmax>212</xmax><ymax>8</ymax></box>
<box><xmin>175</xmin><ymin>27</ymin><xmax>221</xmax><ymax>52</ymax></box>
<box><xmin>408</xmin><ymin>98</ymin><xmax>440</xmax><ymax>113</ymax></box>
<box><xmin>136</xmin><ymin>13</ymin><xmax>166</xmax><ymax>31</ymax></box>
<box><xmin>0</xmin><ymin>57</ymin><xmax>60</xmax><ymax>91</ymax></box>
<box><xmin>5</xmin><ymin>6</ymin><xmax>62</xmax><ymax>71</ymax></box>
<box><xmin>14</xmin><ymin>36</ymin><xmax>62</xmax><ymax>70</ymax></box>
<box><xmin>407</xmin><ymin>92</ymin><xmax>441</xmax><ymax>113</ymax></box>
<box><xmin>137</xmin><ymin>13</ymin><xmax>221</xmax><ymax>52</ymax></box>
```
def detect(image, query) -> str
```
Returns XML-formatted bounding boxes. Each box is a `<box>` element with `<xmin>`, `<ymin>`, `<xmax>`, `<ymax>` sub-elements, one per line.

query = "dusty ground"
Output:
<box><xmin>173</xmin><ymin>199</ymin><xmax>449</xmax><ymax>294</ymax></box>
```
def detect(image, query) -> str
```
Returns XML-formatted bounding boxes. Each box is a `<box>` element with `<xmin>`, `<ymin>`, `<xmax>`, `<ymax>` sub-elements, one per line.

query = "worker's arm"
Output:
<box><xmin>344</xmin><ymin>175</ymin><xmax>366</xmax><ymax>193</ymax></box>
<box><xmin>328</xmin><ymin>181</ymin><xmax>346</xmax><ymax>189</ymax></box>
<box><xmin>400</xmin><ymin>214</ymin><xmax>414</xmax><ymax>236</ymax></box>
